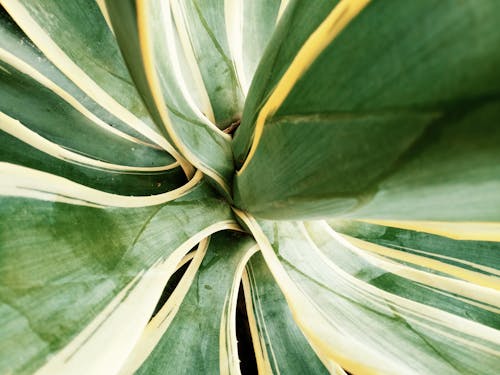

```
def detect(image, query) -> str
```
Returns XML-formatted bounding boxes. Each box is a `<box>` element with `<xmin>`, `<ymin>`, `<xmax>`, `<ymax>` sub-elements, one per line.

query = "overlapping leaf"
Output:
<box><xmin>234</xmin><ymin>0</ymin><xmax>500</xmax><ymax>220</ymax></box>
<box><xmin>244</xmin><ymin>253</ymin><xmax>330</xmax><ymax>374</ymax></box>
<box><xmin>105</xmin><ymin>0</ymin><xmax>238</xmax><ymax>198</ymax></box>
<box><xmin>124</xmin><ymin>233</ymin><xmax>257</xmax><ymax>374</ymax></box>
<box><xmin>0</xmin><ymin>183</ymin><xmax>237</xmax><ymax>375</ymax></box>
<box><xmin>236</xmin><ymin>212</ymin><xmax>500</xmax><ymax>374</ymax></box>
<box><xmin>0</xmin><ymin>1</ymin><xmax>499</xmax><ymax>374</ymax></box>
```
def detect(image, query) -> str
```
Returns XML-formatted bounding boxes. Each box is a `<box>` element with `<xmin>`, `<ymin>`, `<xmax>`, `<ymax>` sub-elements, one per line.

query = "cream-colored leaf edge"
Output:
<box><xmin>117</xmin><ymin>238</ymin><xmax>212</xmax><ymax>375</ymax></box>
<box><xmin>137</xmin><ymin>0</ymin><xmax>231</xmax><ymax>196</ymax></box>
<box><xmin>233</xmin><ymin>209</ymin><xmax>385</xmax><ymax>375</ymax></box>
<box><xmin>170</xmin><ymin>0</ymin><xmax>216</xmax><ymax>125</ymax></box>
<box><xmin>162</xmin><ymin>1</ymin><xmax>231</xmax><ymax>141</ymax></box>
<box><xmin>0</xmin><ymin>47</ymin><xmax>158</xmax><ymax>149</ymax></box>
<box><xmin>310</xmin><ymin>222</ymin><xmax>500</xmax><ymax>312</ymax></box>
<box><xmin>244</xmin><ymin>263</ymin><xmax>348</xmax><ymax>375</ymax></box>
<box><xmin>0</xmin><ymin>163</ymin><xmax>203</xmax><ymax>208</ymax></box>
<box><xmin>224</xmin><ymin>0</ymin><xmax>248</xmax><ymax>95</ymax></box>
<box><xmin>1</xmin><ymin>0</ymin><xmax>193</xmax><ymax>176</ymax></box>
<box><xmin>95</xmin><ymin>0</ymin><xmax>114</xmax><ymax>34</ymax></box>
<box><xmin>0</xmin><ymin>112</ymin><xmax>177</xmax><ymax>172</ymax></box>
<box><xmin>241</xmin><ymin>269</ymin><xmax>274</xmax><ymax>375</ymax></box>
<box><xmin>343</xmin><ymin>234</ymin><xmax>500</xmax><ymax>292</ymax></box>
<box><xmin>357</xmin><ymin>219</ymin><xmax>500</xmax><ymax>242</ymax></box>
<box><xmin>219</xmin><ymin>244</ymin><xmax>259</xmax><ymax>375</ymax></box>
<box><xmin>310</xmin><ymin>224</ymin><xmax>500</xmax><ymax>350</ymax></box>
<box><xmin>118</xmin><ymin>231</ymin><xmax>255</xmax><ymax>375</ymax></box>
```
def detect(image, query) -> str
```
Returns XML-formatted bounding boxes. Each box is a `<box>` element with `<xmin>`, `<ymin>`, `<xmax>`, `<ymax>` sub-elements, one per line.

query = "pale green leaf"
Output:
<box><xmin>244</xmin><ymin>253</ymin><xmax>330</xmax><ymax>374</ymax></box>
<box><xmin>104</xmin><ymin>0</ymin><xmax>235</xmax><ymax>198</ymax></box>
<box><xmin>172</xmin><ymin>0</ymin><xmax>244</xmax><ymax>127</ymax></box>
<box><xmin>226</xmin><ymin>0</ymin><xmax>283</xmax><ymax>95</ymax></box>
<box><xmin>131</xmin><ymin>232</ymin><xmax>257</xmax><ymax>375</ymax></box>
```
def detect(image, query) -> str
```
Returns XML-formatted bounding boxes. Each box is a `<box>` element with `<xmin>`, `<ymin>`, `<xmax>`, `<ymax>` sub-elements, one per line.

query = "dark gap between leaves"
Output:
<box><xmin>236</xmin><ymin>282</ymin><xmax>257</xmax><ymax>375</ymax></box>
<box><xmin>148</xmin><ymin>255</ymin><xmax>258</xmax><ymax>375</ymax></box>
<box><xmin>223</xmin><ymin>119</ymin><xmax>241</xmax><ymax>135</ymax></box>
<box><xmin>150</xmin><ymin>262</ymin><xmax>258</xmax><ymax>374</ymax></box>
<box><xmin>150</xmin><ymin>259</ymin><xmax>191</xmax><ymax>320</ymax></box>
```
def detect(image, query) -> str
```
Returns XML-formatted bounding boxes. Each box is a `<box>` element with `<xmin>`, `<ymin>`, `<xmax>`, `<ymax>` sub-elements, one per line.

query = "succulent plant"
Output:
<box><xmin>1</xmin><ymin>0</ymin><xmax>499</xmax><ymax>374</ymax></box>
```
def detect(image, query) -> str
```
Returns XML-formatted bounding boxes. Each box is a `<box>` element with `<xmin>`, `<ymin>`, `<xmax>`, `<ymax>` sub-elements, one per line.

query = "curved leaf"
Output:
<box><xmin>233</xmin><ymin>0</ymin><xmax>500</xmax><ymax>220</ymax></box>
<box><xmin>225</xmin><ymin>0</ymin><xmax>283</xmax><ymax>95</ymax></box>
<box><xmin>235</xmin><ymin>210</ymin><xmax>500</xmax><ymax>375</ymax></box>
<box><xmin>130</xmin><ymin>232</ymin><xmax>257</xmax><ymax>375</ymax></box>
<box><xmin>172</xmin><ymin>0</ymin><xmax>244</xmax><ymax>127</ymax></box>
<box><xmin>105</xmin><ymin>0</ymin><xmax>235</xmax><ymax>198</ymax></box>
<box><xmin>244</xmin><ymin>253</ymin><xmax>330</xmax><ymax>375</ymax></box>
<box><xmin>1</xmin><ymin>0</ymin><xmax>182</xmax><ymax>160</ymax></box>
<box><xmin>0</xmin><ymin>9</ymin><xmax>156</xmax><ymax>145</ymax></box>
<box><xmin>0</xmin><ymin>182</ymin><xmax>236</xmax><ymax>375</ymax></box>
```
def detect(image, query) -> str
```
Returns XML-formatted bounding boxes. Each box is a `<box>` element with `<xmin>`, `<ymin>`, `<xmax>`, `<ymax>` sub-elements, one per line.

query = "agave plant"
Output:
<box><xmin>1</xmin><ymin>0</ymin><xmax>499</xmax><ymax>374</ymax></box>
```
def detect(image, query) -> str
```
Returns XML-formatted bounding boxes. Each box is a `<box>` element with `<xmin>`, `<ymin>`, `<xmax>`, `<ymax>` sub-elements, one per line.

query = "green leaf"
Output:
<box><xmin>0</xmin><ymin>133</ymin><xmax>184</xmax><ymax>196</ymax></box>
<box><xmin>0</xmin><ymin>18</ymin><xmax>186</xmax><ymax>196</ymax></box>
<box><xmin>1</xmin><ymin>0</ymin><xmax>180</xmax><ymax>157</ymax></box>
<box><xmin>0</xmin><ymin>182</ymin><xmax>237</xmax><ymax>375</ymax></box>
<box><xmin>171</xmin><ymin>0</ymin><xmax>244</xmax><ymax>127</ymax></box>
<box><xmin>244</xmin><ymin>253</ymin><xmax>330</xmax><ymax>374</ymax></box>
<box><xmin>337</xmin><ymin>101</ymin><xmax>500</xmax><ymax>223</ymax></box>
<box><xmin>2</xmin><ymin>1</ymin><xmax>500</xmax><ymax>374</ymax></box>
<box><xmin>328</xmin><ymin>220</ymin><xmax>500</xmax><ymax>327</ymax></box>
<box><xmin>226</xmin><ymin>0</ymin><xmax>283</xmax><ymax>95</ymax></box>
<box><xmin>235</xmin><ymin>210</ymin><xmax>500</xmax><ymax>375</ymax></box>
<box><xmin>0</xmin><ymin>10</ymin><xmax>186</xmax><ymax>195</ymax></box>
<box><xmin>233</xmin><ymin>0</ymin><xmax>500</xmax><ymax>220</ymax></box>
<box><xmin>105</xmin><ymin>0</ymin><xmax>236</xmax><ymax>198</ymax></box>
<box><xmin>126</xmin><ymin>232</ymin><xmax>257</xmax><ymax>375</ymax></box>
<box><xmin>232</xmin><ymin>0</ymin><xmax>341</xmax><ymax>165</ymax></box>
<box><xmin>0</xmin><ymin>10</ymin><xmax>154</xmax><ymax>145</ymax></box>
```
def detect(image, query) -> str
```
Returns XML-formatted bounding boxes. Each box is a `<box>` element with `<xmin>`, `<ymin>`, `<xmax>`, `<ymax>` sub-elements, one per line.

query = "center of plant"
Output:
<box><xmin>1</xmin><ymin>1</ymin><xmax>498</xmax><ymax>375</ymax></box>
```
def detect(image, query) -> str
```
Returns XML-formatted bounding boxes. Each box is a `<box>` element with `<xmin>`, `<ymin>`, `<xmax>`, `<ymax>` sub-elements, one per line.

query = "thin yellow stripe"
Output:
<box><xmin>136</xmin><ymin>0</ymin><xmax>195</xmax><ymax>177</ymax></box>
<box><xmin>95</xmin><ymin>0</ymin><xmax>114</xmax><ymax>34</ymax></box>
<box><xmin>237</xmin><ymin>0</ymin><xmax>371</xmax><ymax>174</ymax></box>
<box><xmin>345</xmin><ymin>235</ymin><xmax>500</xmax><ymax>291</ymax></box>
<box><xmin>358</xmin><ymin>219</ymin><xmax>500</xmax><ymax>242</ymax></box>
